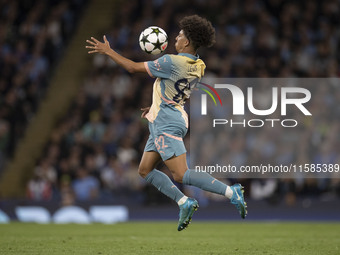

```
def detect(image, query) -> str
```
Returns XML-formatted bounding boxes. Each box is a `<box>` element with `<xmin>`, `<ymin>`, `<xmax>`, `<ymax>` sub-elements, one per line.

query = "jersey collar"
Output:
<box><xmin>178</xmin><ymin>53</ymin><xmax>199</xmax><ymax>60</ymax></box>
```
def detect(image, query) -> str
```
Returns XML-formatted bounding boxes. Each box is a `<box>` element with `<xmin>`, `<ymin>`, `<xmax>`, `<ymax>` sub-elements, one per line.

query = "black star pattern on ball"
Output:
<box><xmin>140</xmin><ymin>34</ymin><xmax>149</xmax><ymax>46</ymax></box>
<box><xmin>152</xmin><ymin>39</ymin><xmax>163</xmax><ymax>50</ymax></box>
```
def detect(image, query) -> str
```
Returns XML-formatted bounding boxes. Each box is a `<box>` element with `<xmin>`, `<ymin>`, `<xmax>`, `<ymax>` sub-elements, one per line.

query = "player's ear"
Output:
<box><xmin>184</xmin><ymin>37</ymin><xmax>190</xmax><ymax>48</ymax></box>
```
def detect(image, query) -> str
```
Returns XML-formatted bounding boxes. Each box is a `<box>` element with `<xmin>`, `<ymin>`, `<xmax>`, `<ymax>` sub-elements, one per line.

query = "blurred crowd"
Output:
<box><xmin>190</xmin><ymin>77</ymin><xmax>340</xmax><ymax>205</ymax></box>
<box><xmin>0</xmin><ymin>0</ymin><xmax>87</xmax><ymax>173</ymax></box>
<box><xmin>13</xmin><ymin>0</ymin><xmax>340</xmax><ymax>205</ymax></box>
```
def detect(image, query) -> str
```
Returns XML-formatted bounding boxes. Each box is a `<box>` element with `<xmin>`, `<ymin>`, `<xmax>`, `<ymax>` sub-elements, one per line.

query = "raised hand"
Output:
<box><xmin>86</xmin><ymin>35</ymin><xmax>146</xmax><ymax>74</ymax></box>
<box><xmin>86</xmin><ymin>35</ymin><xmax>111</xmax><ymax>55</ymax></box>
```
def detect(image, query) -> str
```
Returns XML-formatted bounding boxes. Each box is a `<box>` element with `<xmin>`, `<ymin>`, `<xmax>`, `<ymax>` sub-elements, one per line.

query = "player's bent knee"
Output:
<box><xmin>173</xmin><ymin>173</ymin><xmax>184</xmax><ymax>183</ymax></box>
<box><xmin>138</xmin><ymin>166</ymin><xmax>151</xmax><ymax>179</ymax></box>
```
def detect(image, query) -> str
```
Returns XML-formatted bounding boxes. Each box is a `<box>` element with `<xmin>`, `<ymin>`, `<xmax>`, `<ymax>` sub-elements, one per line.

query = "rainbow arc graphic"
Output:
<box><xmin>198</xmin><ymin>82</ymin><xmax>223</xmax><ymax>106</ymax></box>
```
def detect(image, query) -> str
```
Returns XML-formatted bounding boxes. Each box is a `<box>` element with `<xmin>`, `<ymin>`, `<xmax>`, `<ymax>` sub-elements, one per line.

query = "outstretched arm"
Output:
<box><xmin>86</xmin><ymin>35</ymin><xmax>146</xmax><ymax>74</ymax></box>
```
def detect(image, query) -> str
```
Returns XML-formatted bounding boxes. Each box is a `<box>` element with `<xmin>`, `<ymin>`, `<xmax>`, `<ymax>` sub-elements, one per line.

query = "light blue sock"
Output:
<box><xmin>144</xmin><ymin>169</ymin><xmax>185</xmax><ymax>203</ymax></box>
<box><xmin>182</xmin><ymin>169</ymin><xmax>227</xmax><ymax>196</ymax></box>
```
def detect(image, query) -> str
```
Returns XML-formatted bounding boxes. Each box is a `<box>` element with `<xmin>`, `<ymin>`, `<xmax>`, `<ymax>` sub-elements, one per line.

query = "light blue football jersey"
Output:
<box><xmin>144</xmin><ymin>53</ymin><xmax>206</xmax><ymax>128</ymax></box>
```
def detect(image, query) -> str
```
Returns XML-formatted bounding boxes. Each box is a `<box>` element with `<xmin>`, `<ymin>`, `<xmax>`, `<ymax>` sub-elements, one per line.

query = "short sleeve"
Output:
<box><xmin>144</xmin><ymin>54</ymin><xmax>172</xmax><ymax>79</ymax></box>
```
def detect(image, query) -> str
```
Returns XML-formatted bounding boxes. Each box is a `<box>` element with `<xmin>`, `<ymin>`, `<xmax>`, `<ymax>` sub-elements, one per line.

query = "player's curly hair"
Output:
<box><xmin>179</xmin><ymin>15</ymin><xmax>215</xmax><ymax>50</ymax></box>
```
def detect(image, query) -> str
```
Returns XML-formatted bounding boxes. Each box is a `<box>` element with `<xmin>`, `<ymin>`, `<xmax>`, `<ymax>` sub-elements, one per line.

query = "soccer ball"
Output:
<box><xmin>139</xmin><ymin>26</ymin><xmax>168</xmax><ymax>55</ymax></box>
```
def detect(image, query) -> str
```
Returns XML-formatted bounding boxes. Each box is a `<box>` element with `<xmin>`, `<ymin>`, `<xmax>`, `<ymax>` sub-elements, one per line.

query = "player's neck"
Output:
<box><xmin>179</xmin><ymin>48</ymin><xmax>196</xmax><ymax>55</ymax></box>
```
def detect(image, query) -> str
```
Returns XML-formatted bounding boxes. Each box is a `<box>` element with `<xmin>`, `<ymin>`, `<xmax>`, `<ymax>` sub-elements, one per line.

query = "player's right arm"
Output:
<box><xmin>86</xmin><ymin>35</ymin><xmax>146</xmax><ymax>74</ymax></box>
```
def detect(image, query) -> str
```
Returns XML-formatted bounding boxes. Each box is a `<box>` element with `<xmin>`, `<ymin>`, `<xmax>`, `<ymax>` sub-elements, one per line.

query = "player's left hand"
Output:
<box><xmin>86</xmin><ymin>35</ymin><xmax>111</xmax><ymax>54</ymax></box>
<box><xmin>141</xmin><ymin>107</ymin><xmax>150</xmax><ymax>118</ymax></box>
